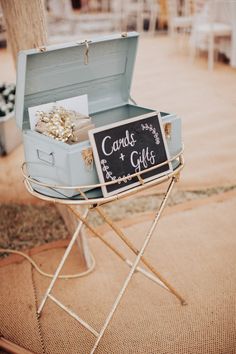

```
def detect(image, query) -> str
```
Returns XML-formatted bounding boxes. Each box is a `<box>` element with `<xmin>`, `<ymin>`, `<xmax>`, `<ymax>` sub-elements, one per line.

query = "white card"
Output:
<box><xmin>57</xmin><ymin>94</ymin><xmax>88</xmax><ymax>115</ymax></box>
<box><xmin>28</xmin><ymin>102</ymin><xmax>54</xmax><ymax>130</ymax></box>
<box><xmin>28</xmin><ymin>94</ymin><xmax>89</xmax><ymax>130</ymax></box>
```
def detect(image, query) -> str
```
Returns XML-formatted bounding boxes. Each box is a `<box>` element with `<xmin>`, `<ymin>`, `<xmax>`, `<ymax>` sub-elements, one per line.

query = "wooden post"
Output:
<box><xmin>0</xmin><ymin>0</ymin><xmax>47</xmax><ymax>66</ymax></box>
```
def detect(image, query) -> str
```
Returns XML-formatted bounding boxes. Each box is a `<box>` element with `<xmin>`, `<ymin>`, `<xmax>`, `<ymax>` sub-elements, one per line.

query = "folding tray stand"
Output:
<box><xmin>22</xmin><ymin>149</ymin><xmax>186</xmax><ymax>354</ymax></box>
<box><xmin>22</xmin><ymin>151</ymin><xmax>186</xmax><ymax>354</ymax></box>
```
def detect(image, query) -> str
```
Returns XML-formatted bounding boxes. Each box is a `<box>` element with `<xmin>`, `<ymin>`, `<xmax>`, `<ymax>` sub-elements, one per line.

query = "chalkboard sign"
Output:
<box><xmin>89</xmin><ymin>112</ymin><xmax>172</xmax><ymax>196</ymax></box>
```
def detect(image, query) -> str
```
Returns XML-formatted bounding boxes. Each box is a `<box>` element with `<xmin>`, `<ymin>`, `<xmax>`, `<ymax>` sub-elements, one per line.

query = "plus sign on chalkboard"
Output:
<box><xmin>89</xmin><ymin>112</ymin><xmax>172</xmax><ymax>197</ymax></box>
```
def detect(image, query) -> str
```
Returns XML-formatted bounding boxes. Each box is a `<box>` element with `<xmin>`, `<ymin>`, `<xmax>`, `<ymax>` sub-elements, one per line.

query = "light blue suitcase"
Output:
<box><xmin>15</xmin><ymin>32</ymin><xmax>182</xmax><ymax>198</ymax></box>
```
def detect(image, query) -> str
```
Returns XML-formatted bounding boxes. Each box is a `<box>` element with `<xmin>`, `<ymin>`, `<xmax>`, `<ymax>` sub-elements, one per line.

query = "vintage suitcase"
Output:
<box><xmin>15</xmin><ymin>32</ymin><xmax>182</xmax><ymax>198</ymax></box>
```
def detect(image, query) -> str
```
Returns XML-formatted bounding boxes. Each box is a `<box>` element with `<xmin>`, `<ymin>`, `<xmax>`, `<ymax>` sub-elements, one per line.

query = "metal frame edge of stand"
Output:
<box><xmin>22</xmin><ymin>150</ymin><xmax>187</xmax><ymax>354</ymax></box>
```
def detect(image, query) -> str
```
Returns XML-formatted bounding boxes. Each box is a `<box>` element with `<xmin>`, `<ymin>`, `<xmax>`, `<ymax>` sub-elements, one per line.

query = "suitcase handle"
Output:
<box><xmin>37</xmin><ymin>149</ymin><xmax>55</xmax><ymax>166</ymax></box>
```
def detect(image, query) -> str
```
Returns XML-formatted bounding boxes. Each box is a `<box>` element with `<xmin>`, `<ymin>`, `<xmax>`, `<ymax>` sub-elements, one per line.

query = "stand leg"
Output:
<box><xmin>90</xmin><ymin>177</ymin><xmax>180</xmax><ymax>354</ymax></box>
<box><xmin>68</xmin><ymin>205</ymin><xmax>170</xmax><ymax>292</ymax></box>
<box><xmin>125</xmin><ymin>259</ymin><xmax>168</xmax><ymax>290</ymax></box>
<box><xmin>37</xmin><ymin>208</ymin><xmax>89</xmax><ymax>315</ymax></box>
<box><xmin>68</xmin><ymin>207</ymin><xmax>170</xmax><ymax>292</ymax></box>
<box><xmin>68</xmin><ymin>179</ymin><xmax>186</xmax><ymax>305</ymax></box>
<box><xmin>68</xmin><ymin>205</ymin><xmax>127</xmax><ymax>262</ymax></box>
<box><xmin>95</xmin><ymin>179</ymin><xmax>186</xmax><ymax>305</ymax></box>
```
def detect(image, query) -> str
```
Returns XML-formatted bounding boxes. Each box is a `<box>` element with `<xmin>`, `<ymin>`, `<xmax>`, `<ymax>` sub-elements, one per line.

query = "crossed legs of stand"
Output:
<box><xmin>37</xmin><ymin>176</ymin><xmax>186</xmax><ymax>354</ymax></box>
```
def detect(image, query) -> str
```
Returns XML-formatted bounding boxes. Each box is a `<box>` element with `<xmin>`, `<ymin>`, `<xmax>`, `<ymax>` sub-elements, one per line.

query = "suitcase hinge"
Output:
<box><xmin>37</xmin><ymin>46</ymin><xmax>47</xmax><ymax>52</ymax></box>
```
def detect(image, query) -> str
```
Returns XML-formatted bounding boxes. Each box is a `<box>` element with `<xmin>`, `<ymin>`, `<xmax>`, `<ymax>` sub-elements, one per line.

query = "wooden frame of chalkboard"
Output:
<box><xmin>89</xmin><ymin>112</ymin><xmax>172</xmax><ymax>197</ymax></box>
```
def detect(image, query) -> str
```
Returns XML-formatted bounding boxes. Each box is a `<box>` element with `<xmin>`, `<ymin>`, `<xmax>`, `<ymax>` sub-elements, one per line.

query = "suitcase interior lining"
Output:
<box><xmin>91</xmin><ymin>104</ymin><xmax>169</xmax><ymax>127</ymax></box>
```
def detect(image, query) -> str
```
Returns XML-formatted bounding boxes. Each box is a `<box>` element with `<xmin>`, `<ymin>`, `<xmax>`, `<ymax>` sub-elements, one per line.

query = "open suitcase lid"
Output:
<box><xmin>15</xmin><ymin>32</ymin><xmax>139</xmax><ymax>130</ymax></box>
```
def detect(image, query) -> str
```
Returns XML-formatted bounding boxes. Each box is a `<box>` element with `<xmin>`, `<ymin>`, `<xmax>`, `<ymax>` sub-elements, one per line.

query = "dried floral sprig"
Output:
<box><xmin>35</xmin><ymin>106</ymin><xmax>90</xmax><ymax>143</ymax></box>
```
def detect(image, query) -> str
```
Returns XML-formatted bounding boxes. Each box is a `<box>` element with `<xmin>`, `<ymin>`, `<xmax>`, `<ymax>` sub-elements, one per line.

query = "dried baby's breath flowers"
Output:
<box><xmin>35</xmin><ymin>106</ymin><xmax>90</xmax><ymax>143</ymax></box>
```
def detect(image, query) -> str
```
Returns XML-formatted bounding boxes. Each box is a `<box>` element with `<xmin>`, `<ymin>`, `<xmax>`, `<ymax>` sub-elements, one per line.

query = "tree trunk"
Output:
<box><xmin>1</xmin><ymin>0</ymin><xmax>88</xmax><ymax>266</ymax></box>
<box><xmin>0</xmin><ymin>0</ymin><xmax>47</xmax><ymax>65</ymax></box>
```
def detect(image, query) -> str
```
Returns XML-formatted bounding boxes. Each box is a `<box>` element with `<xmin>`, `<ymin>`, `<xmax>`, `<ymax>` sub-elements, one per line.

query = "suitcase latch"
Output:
<box><xmin>81</xmin><ymin>147</ymin><xmax>94</xmax><ymax>171</ymax></box>
<box><xmin>77</xmin><ymin>40</ymin><xmax>92</xmax><ymax>65</ymax></box>
<box><xmin>164</xmin><ymin>123</ymin><xmax>172</xmax><ymax>139</ymax></box>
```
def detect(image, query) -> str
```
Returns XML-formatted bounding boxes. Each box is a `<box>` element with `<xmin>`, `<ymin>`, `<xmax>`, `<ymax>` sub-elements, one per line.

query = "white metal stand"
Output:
<box><xmin>22</xmin><ymin>151</ymin><xmax>186</xmax><ymax>354</ymax></box>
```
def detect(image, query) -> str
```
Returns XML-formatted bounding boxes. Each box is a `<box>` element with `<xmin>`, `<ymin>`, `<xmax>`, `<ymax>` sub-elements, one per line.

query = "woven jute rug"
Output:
<box><xmin>1</xmin><ymin>195</ymin><xmax>236</xmax><ymax>353</ymax></box>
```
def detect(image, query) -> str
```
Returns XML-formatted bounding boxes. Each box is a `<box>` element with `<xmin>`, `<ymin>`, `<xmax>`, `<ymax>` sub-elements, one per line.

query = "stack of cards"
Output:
<box><xmin>28</xmin><ymin>94</ymin><xmax>94</xmax><ymax>144</ymax></box>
